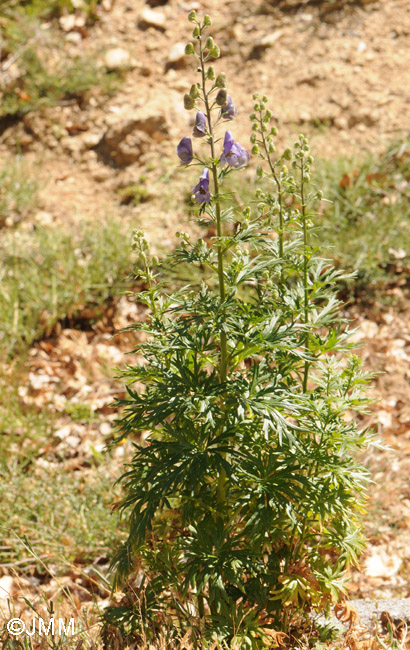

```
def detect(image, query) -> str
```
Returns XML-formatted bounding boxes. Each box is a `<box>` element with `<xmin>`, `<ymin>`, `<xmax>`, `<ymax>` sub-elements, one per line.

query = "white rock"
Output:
<box><xmin>139</xmin><ymin>8</ymin><xmax>166</xmax><ymax>30</ymax></box>
<box><xmin>104</xmin><ymin>48</ymin><xmax>133</xmax><ymax>71</ymax></box>
<box><xmin>365</xmin><ymin>546</ymin><xmax>402</xmax><ymax>578</ymax></box>
<box><xmin>167</xmin><ymin>42</ymin><xmax>187</xmax><ymax>66</ymax></box>
<box><xmin>0</xmin><ymin>576</ymin><xmax>13</xmax><ymax>604</ymax></box>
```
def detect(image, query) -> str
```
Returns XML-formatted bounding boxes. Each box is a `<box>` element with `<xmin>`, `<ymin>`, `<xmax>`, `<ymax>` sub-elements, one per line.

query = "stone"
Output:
<box><xmin>248</xmin><ymin>31</ymin><xmax>283</xmax><ymax>60</ymax></box>
<box><xmin>104</xmin><ymin>48</ymin><xmax>134</xmax><ymax>71</ymax></box>
<box><xmin>0</xmin><ymin>576</ymin><xmax>14</xmax><ymax>604</ymax></box>
<box><xmin>94</xmin><ymin>110</ymin><xmax>169</xmax><ymax>167</ymax></box>
<box><xmin>166</xmin><ymin>42</ymin><xmax>188</xmax><ymax>69</ymax></box>
<box><xmin>138</xmin><ymin>7</ymin><xmax>166</xmax><ymax>31</ymax></box>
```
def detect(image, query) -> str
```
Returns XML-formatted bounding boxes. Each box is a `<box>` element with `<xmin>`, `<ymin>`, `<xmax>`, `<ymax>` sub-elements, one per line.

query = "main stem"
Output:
<box><xmin>259</xmin><ymin>112</ymin><xmax>284</xmax><ymax>285</ymax></box>
<box><xmin>301</xmin><ymin>162</ymin><xmax>310</xmax><ymax>392</ymax></box>
<box><xmin>198</xmin><ymin>38</ymin><xmax>227</xmax><ymax>506</ymax></box>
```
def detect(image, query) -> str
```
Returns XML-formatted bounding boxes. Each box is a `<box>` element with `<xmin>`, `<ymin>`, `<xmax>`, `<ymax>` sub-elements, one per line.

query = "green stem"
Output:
<box><xmin>301</xmin><ymin>162</ymin><xmax>309</xmax><ymax>392</ymax></box>
<box><xmin>198</xmin><ymin>37</ymin><xmax>227</xmax><ymax>506</ymax></box>
<box><xmin>259</xmin><ymin>111</ymin><xmax>284</xmax><ymax>285</ymax></box>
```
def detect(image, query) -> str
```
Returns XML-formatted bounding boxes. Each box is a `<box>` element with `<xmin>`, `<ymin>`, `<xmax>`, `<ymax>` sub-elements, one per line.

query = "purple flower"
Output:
<box><xmin>193</xmin><ymin>111</ymin><xmax>207</xmax><ymax>138</ymax></box>
<box><xmin>192</xmin><ymin>168</ymin><xmax>210</xmax><ymax>204</ymax></box>
<box><xmin>177</xmin><ymin>136</ymin><xmax>193</xmax><ymax>164</ymax></box>
<box><xmin>220</xmin><ymin>130</ymin><xmax>250</xmax><ymax>168</ymax></box>
<box><xmin>220</xmin><ymin>94</ymin><xmax>237</xmax><ymax>121</ymax></box>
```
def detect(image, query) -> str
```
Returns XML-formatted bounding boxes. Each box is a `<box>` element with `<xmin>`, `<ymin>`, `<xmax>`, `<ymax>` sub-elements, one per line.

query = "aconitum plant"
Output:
<box><xmin>106</xmin><ymin>11</ymin><xmax>375</xmax><ymax>648</ymax></box>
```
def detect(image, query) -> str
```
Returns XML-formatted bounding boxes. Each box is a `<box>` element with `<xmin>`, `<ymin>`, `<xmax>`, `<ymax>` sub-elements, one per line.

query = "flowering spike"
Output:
<box><xmin>220</xmin><ymin>130</ymin><xmax>250</xmax><ymax>168</ymax></box>
<box><xmin>192</xmin><ymin>168</ymin><xmax>210</xmax><ymax>204</ymax></box>
<box><xmin>220</xmin><ymin>94</ymin><xmax>237</xmax><ymax>121</ymax></box>
<box><xmin>177</xmin><ymin>137</ymin><xmax>193</xmax><ymax>164</ymax></box>
<box><xmin>215</xmin><ymin>89</ymin><xmax>228</xmax><ymax>106</ymax></box>
<box><xmin>215</xmin><ymin>73</ymin><xmax>227</xmax><ymax>88</ymax></box>
<box><xmin>184</xmin><ymin>94</ymin><xmax>195</xmax><ymax>110</ymax></box>
<box><xmin>192</xmin><ymin>112</ymin><xmax>207</xmax><ymax>138</ymax></box>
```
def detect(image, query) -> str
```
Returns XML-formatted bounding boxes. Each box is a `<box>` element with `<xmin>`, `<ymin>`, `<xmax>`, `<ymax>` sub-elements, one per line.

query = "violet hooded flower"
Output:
<box><xmin>192</xmin><ymin>168</ymin><xmax>210</xmax><ymax>204</ymax></box>
<box><xmin>177</xmin><ymin>136</ymin><xmax>193</xmax><ymax>164</ymax></box>
<box><xmin>220</xmin><ymin>94</ymin><xmax>237</xmax><ymax>121</ymax></box>
<box><xmin>220</xmin><ymin>130</ymin><xmax>250</xmax><ymax>168</ymax></box>
<box><xmin>193</xmin><ymin>111</ymin><xmax>207</xmax><ymax>138</ymax></box>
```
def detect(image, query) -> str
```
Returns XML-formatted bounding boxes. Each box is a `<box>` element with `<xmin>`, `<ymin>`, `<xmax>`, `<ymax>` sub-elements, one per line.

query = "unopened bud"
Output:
<box><xmin>210</xmin><ymin>45</ymin><xmax>220</xmax><ymax>58</ymax></box>
<box><xmin>207</xmin><ymin>66</ymin><xmax>215</xmax><ymax>80</ymax></box>
<box><xmin>252</xmin><ymin>93</ymin><xmax>259</xmax><ymax>100</ymax></box>
<box><xmin>270</xmin><ymin>126</ymin><xmax>278</xmax><ymax>136</ymax></box>
<box><xmin>192</xmin><ymin>26</ymin><xmax>200</xmax><ymax>37</ymax></box>
<box><xmin>251</xmin><ymin>144</ymin><xmax>260</xmax><ymax>155</ymax></box>
<box><xmin>184</xmin><ymin>94</ymin><xmax>195</xmax><ymax>110</ymax></box>
<box><xmin>203</xmin><ymin>14</ymin><xmax>212</xmax><ymax>26</ymax></box>
<box><xmin>317</xmin><ymin>190</ymin><xmax>323</xmax><ymax>200</ymax></box>
<box><xmin>188</xmin><ymin>10</ymin><xmax>197</xmax><ymax>22</ymax></box>
<box><xmin>281</xmin><ymin>165</ymin><xmax>288</xmax><ymax>175</ymax></box>
<box><xmin>262</xmin><ymin>95</ymin><xmax>268</xmax><ymax>103</ymax></box>
<box><xmin>268</xmin><ymin>143</ymin><xmax>276</xmax><ymax>154</ymax></box>
<box><xmin>215</xmin><ymin>72</ymin><xmax>226</xmax><ymax>88</ymax></box>
<box><xmin>185</xmin><ymin>42</ymin><xmax>195</xmax><ymax>55</ymax></box>
<box><xmin>151</xmin><ymin>256</ymin><xmax>159</xmax><ymax>266</ymax></box>
<box><xmin>243</xmin><ymin>207</ymin><xmax>250</xmax><ymax>217</ymax></box>
<box><xmin>250</xmin><ymin>133</ymin><xmax>257</xmax><ymax>144</ymax></box>
<box><xmin>249</xmin><ymin>113</ymin><xmax>256</xmax><ymax>121</ymax></box>
<box><xmin>215</xmin><ymin>89</ymin><xmax>227</xmax><ymax>106</ymax></box>
<box><xmin>256</xmin><ymin>165</ymin><xmax>263</xmax><ymax>178</ymax></box>
<box><xmin>189</xmin><ymin>84</ymin><xmax>200</xmax><ymax>99</ymax></box>
<box><xmin>205</xmin><ymin>36</ymin><xmax>214</xmax><ymax>50</ymax></box>
<box><xmin>283</xmin><ymin>148</ymin><xmax>292</xmax><ymax>161</ymax></box>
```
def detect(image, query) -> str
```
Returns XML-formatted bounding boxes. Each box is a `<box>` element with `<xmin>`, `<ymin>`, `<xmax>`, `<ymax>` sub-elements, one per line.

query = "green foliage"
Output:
<box><xmin>0</xmin><ymin>158</ymin><xmax>39</xmax><ymax>227</ymax></box>
<box><xmin>236</xmin><ymin>136</ymin><xmax>410</xmax><ymax>299</ymax></box>
<box><xmin>0</xmin><ymin>219</ymin><xmax>134</xmax><ymax>356</ymax></box>
<box><xmin>315</xmin><ymin>138</ymin><xmax>410</xmax><ymax>295</ymax></box>
<box><xmin>0</xmin><ymin>1</ymin><xmax>118</xmax><ymax>118</ymax></box>
<box><xmin>0</xmin><ymin>460</ymin><xmax>124</xmax><ymax>568</ymax></box>
<box><xmin>106</xmin><ymin>13</ymin><xmax>376</xmax><ymax>647</ymax></box>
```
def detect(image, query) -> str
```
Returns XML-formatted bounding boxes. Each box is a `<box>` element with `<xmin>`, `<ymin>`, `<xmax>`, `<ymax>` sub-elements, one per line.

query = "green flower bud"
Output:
<box><xmin>192</xmin><ymin>26</ymin><xmax>200</xmax><ymax>37</ymax></box>
<box><xmin>307</xmin><ymin>155</ymin><xmax>314</xmax><ymax>164</ymax></box>
<box><xmin>205</xmin><ymin>36</ymin><xmax>214</xmax><ymax>50</ymax></box>
<box><xmin>188</xmin><ymin>10</ymin><xmax>197</xmax><ymax>22</ymax></box>
<box><xmin>252</xmin><ymin>93</ymin><xmax>259</xmax><ymax>100</ymax></box>
<box><xmin>151</xmin><ymin>256</ymin><xmax>159</xmax><ymax>266</ymax></box>
<box><xmin>281</xmin><ymin>165</ymin><xmax>288</xmax><ymax>175</ymax></box>
<box><xmin>184</xmin><ymin>94</ymin><xmax>195</xmax><ymax>110</ymax></box>
<box><xmin>207</xmin><ymin>66</ymin><xmax>215</xmax><ymax>80</ymax></box>
<box><xmin>249</xmin><ymin>113</ymin><xmax>256</xmax><ymax>121</ymax></box>
<box><xmin>185</xmin><ymin>42</ymin><xmax>195</xmax><ymax>55</ymax></box>
<box><xmin>203</xmin><ymin>14</ymin><xmax>212</xmax><ymax>26</ymax></box>
<box><xmin>256</xmin><ymin>165</ymin><xmax>263</xmax><ymax>177</ymax></box>
<box><xmin>253</xmin><ymin>103</ymin><xmax>260</xmax><ymax>111</ymax></box>
<box><xmin>317</xmin><ymin>190</ymin><xmax>323</xmax><ymax>200</ymax></box>
<box><xmin>215</xmin><ymin>72</ymin><xmax>227</xmax><ymax>88</ymax></box>
<box><xmin>262</xmin><ymin>95</ymin><xmax>268</xmax><ymax>103</ymax></box>
<box><xmin>270</xmin><ymin>126</ymin><xmax>278</xmax><ymax>136</ymax></box>
<box><xmin>250</xmin><ymin>133</ymin><xmax>257</xmax><ymax>144</ymax></box>
<box><xmin>283</xmin><ymin>148</ymin><xmax>292</xmax><ymax>161</ymax></box>
<box><xmin>304</xmin><ymin>173</ymin><xmax>310</xmax><ymax>183</ymax></box>
<box><xmin>210</xmin><ymin>45</ymin><xmax>220</xmax><ymax>58</ymax></box>
<box><xmin>215</xmin><ymin>88</ymin><xmax>227</xmax><ymax>106</ymax></box>
<box><xmin>252</xmin><ymin>123</ymin><xmax>258</xmax><ymax>131</ymax></box>
<box><xmin>268</xmin><ymin>143</ymin><xmax>276</xmax><ymax>153</ymax></box>
<box><xmin>243</xmin><ymin>207</ymin><xmax>250</xmax><ymax>217</ymax></box>
<box><xmin>189</xmin><ymin>84</ymin><xmax>200</xmax><ymax>99</ymax></box>
<box><xmin>251</xmin><ymin>144</ymin><xmax>260</xmax><ymax>155</ymax></box>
